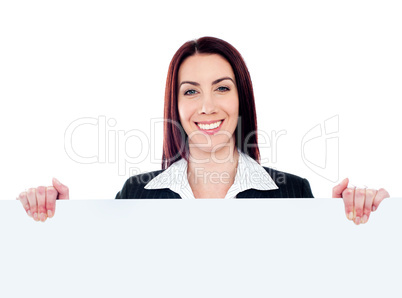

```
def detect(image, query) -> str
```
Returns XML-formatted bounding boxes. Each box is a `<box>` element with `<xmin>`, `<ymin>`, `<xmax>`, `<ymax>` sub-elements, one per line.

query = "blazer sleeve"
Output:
<box><xmin>115</xmin><ymin>179</ymin><xmax>129</xmax><ymax>199</ymax></box>
<box><xmin>302</xmin><ymin>178</ymin><xmax>314</xmax><ymax>198</ymax></box>
<box><xmin>114</xmin><ymin>171</ymin><xmax>161</xmax><ymax>199</ymax></box>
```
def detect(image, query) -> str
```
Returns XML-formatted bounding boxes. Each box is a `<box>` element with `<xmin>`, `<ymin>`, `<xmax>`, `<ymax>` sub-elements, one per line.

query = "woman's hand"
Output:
<box><xmin>17</xmin><ymin>178</ymin><xmax>69</xmax><ymax>222</ymax></box>
<box><xmin>332</xmin><ymin>178</ymin><xmax>390</xmax><ymax>225</ymax></box>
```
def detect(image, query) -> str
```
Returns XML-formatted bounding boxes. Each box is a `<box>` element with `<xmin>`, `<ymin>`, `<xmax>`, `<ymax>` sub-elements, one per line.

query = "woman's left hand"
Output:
<box><xmin>332</xmin><ymin>178</ymin><xmax>390</xmax><ymax>225</ymax></box>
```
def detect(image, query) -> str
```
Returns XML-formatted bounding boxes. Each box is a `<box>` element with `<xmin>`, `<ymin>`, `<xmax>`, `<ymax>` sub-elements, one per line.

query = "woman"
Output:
<box><xmin>17</xmin><ymin>37</ymin><xmax>390</xmax><ymax>224</ymax></box>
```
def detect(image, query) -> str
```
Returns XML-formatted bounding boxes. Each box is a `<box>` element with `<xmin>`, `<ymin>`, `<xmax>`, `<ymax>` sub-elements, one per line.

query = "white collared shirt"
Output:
<box><xmin>144</xmin><ymin>150</ymin><xmax>278</xmax><ymax>199</ymax></box>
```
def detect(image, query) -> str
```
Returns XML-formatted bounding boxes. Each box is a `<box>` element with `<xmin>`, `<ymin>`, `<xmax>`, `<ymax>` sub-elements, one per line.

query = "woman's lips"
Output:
<box><xmin>195</xmin><ymin>119</ymin><xmax>224</xmax><ymax>135</ymax></box>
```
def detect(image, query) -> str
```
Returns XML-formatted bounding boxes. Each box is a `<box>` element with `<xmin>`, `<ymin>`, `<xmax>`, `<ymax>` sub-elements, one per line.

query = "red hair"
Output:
<box><xmin>162</xmin><ymin>36</ymin><xmax>260</xmax><ymax>169</ymax></box>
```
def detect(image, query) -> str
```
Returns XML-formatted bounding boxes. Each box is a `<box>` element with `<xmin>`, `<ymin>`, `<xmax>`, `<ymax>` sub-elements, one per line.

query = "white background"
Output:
<box><xmin>1</xmin><ymin>0</ymin><xmax>401</xmax><ymax>200</ymax></box>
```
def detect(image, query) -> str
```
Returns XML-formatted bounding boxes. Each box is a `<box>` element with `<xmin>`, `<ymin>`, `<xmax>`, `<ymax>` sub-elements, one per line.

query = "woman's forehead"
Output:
<box><xmin>178</xmin><ymin>53</ymin><xmax>235</xmax><ymax>83</ymax></box>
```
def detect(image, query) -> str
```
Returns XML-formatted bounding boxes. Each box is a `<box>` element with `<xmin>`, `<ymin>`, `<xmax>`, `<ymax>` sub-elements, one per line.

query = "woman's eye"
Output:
<box><xmin>216</xmin><ymin>86</ymin><xmax>230</xmax><ymax>92</ymax></box>
<box><xmin>184</xmin><ymin>89</ymin><xmax>197</xmax><ymax>95</ymax></box>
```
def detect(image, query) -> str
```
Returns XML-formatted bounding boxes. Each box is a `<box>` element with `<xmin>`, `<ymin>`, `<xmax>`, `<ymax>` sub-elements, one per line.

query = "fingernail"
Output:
<box><xmin>47</xmin><ymin>210</ymin><xmax>53</xmax><ymax>218</ymax></box>
<box><xmin>40</xmin><ymin>213</ymin><xmax>46</xmax><ymax>222</ymax></box>
<box><xmin>354</xmin><ymin>217</ymin><xmax>361</xmax><ymax>225</ymax></box>
<box><xmin>361</xmin><ymin>215</ymin><xmax>368</xmax><ymax>224</ymax></box>
<box><xmin>372</xmin><ymin>206</ymin><xmax>376</xmax><ymax>212</ymax></box>
<box><xmin>27</xmin><ymin>210</ymin><xmax>32</xmax><ymax>217</ymax></box>
<box><xmin>347</xmin><ymin>212</ymin><xmax>354</xmax><ymax>220</ymax></box>
<box><xmin>53</xmin><ymin>177</ymin><xmax>61</xmax><ymax>185</ymax></box>
<box><xmin>33</xmin><ymin>213</ymin><xmax>39</xmax><ymax>221</ymax></box>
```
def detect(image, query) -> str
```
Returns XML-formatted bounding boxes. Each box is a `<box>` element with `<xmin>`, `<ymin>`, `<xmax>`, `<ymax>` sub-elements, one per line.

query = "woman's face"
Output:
<box><xmin>178</xmin><ymin>54</ymin><xmax>239</xmax><ymax>155</ymax></box>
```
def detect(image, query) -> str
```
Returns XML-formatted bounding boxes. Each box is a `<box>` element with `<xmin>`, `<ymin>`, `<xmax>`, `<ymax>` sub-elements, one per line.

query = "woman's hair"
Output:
<box><xmin>162</xmin><ymin>36</ymin><xmax>260</xmax><ymax>169</ymax></box>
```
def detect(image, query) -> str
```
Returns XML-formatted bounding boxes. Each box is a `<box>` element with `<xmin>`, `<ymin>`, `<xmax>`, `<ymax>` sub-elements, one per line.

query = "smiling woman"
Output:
<box><xmin>178</xmin><ymin>54</ymin><xmax>240</xmax><ymax>198</ymax></box>
<box><xmin>17</xmin><ymin>36</ymin><xmax>390</xmax><ymax>225</ymax></box>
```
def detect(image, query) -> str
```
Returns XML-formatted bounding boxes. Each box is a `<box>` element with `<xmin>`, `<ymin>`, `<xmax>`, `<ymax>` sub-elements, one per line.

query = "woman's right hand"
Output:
<box><xmin>17</xmin><ymin>178</ymin><xmax>69</xmax><ymax>222</ymax></box>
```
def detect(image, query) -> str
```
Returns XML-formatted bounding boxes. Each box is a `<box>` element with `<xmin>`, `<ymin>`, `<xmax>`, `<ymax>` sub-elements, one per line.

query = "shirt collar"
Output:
<box><xmin>144</xmin><ymin>157</ymin><xmax>194</xmax><ymax>198</ymax></box>
<box><xmin>144</xmin><ymin>150</ymin><xmax>278</xmax><ymax>198</ymax></box>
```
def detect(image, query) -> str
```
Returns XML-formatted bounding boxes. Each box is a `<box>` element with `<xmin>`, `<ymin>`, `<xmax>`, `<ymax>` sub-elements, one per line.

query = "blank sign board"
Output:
<box><xmin>0</xmin><ymin>198</ymin><xmax>401</xmax><ymax>298</ymax></box>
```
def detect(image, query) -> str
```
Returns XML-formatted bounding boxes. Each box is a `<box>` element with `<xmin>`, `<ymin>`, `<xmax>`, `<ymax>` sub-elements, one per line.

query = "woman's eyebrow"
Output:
<box><xmin>211</xmin><ymin>77</ymin><xmax>235</xmax><ymax>85</ymax></box>
<box><xmin>179</xmin><ymin>77</ymin><xmax>235</xmax><ymax>88</ymax></box>
<box><xmin>179</xmin><ymin>81</ymin><xmax>200</xmax><ymax>87</ymax></box>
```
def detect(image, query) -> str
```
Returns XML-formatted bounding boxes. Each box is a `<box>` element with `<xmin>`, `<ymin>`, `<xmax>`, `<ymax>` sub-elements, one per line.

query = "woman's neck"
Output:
<box><xmin>187</xmin><ymin>141</ymin><xmax>239</xmax><ymax>198</ymax></box>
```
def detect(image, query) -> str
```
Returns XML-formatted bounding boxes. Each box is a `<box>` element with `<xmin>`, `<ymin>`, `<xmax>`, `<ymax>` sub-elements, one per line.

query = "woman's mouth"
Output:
<box><xmin>195</xmin><ymin>120</ymin><xmax>224</xmax><ymax>135</ymax></box>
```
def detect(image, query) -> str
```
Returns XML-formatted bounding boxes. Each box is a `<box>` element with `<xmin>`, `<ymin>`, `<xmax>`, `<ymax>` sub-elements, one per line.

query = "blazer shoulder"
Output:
<box><xmin>126</xmin><ymin>170</ymin><xmax>165</xmax><ymax>187</ymax></box>
<box><xmin>265</xmin><ymin>167</ymin><xmax>314</xmax><ymax>198</ymax></box>
<box><xmin>237</xmin><ymin>167</ymin><xmax>314</xmax><ymax>198</ymax></box>
<box><xmin>263</xmin><ymin>167</ymin><xmax>303</xmax><ymax>184</ymax></box>
<box><xmin>115</xmin><ymin>170</ymin><xmax>181</xmax><ymax>199</ymax></box>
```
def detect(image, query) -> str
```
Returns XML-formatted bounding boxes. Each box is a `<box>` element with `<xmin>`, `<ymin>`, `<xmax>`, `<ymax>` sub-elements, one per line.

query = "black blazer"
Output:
<box><xmin>115</xmin><ymin>167</ymin><xmax>314</xmax><ymax>199</ymax></box>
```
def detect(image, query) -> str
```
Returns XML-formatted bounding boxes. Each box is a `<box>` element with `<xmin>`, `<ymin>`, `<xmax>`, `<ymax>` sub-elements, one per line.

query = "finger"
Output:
<box><xmin>26</xmin><ymin>188</ymin><xmax>39</xmax><ymax>221</ymax></box>
<box><xmin>372</xmin><ymin>188</ymin><xmax>390</xmax><ymax>212</ymax></box>
<box><xmin>332</xmin><ymin>178</ymin><xmax>349</xmax><ymax>198</ymax></box>
<box><xmin>18</xmin><ymin>191</ymin><xmax>32</xmax><ymax>217</ymax></box>
<box><xmin>52</xmin><ymin>178</ymin><xmax>69</xmax><ymax>200</ymax></box>
<box><xmin>354</xmin><ymin>188</ymin><xmax>366</xmax><ymax>225</ymax></box>
<box><xmin>46</xmin><ymin>186</ymin><xmax>58</xmax><ymax>218</ymax></box>
<box><xmin>36</xmin><ymin>186</ymin><xmax>48</xmax><ymax>222</ymax></box>
<box><xmin>361</xmin><ymin>189</ymin><xmax>377</xmax><ymax>224</ymax></box>
<box><xmin>342</xmin><ymin>187</ymin><xmax>355</xmax><ymax>221</ymax></box>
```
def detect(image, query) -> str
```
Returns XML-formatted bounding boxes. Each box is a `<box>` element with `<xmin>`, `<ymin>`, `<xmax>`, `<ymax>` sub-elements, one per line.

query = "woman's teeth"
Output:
<box><xmin>197</xmin><ymin>121</ymin><xmax>222</xmax><ymax>130</ymax></box>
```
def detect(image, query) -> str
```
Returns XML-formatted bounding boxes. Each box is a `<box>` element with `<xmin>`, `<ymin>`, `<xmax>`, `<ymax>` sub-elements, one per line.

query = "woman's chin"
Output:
<box><xmin>189</xmin><ymin>141</ymin><xmax>236</xmax><ymax>155</ymax></box>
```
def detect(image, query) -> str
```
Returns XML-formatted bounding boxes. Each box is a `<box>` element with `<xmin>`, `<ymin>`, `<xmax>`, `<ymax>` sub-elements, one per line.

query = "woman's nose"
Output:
<box><xmin>199</xmin><ymin>93</ymin><xmax>217</xmax><ymax>115</ymax></box>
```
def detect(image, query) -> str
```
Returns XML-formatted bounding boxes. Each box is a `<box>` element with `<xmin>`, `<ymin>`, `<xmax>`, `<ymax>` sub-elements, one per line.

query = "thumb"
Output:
<box><xmin>332</xmin><ymin>177</ymin><xmax>349</xmax><ymax>198</ymax></box>
<box><xmin>52</xmin><ymin>177</ymin><xmax>70</xmax><ymax>200</ymax></box>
